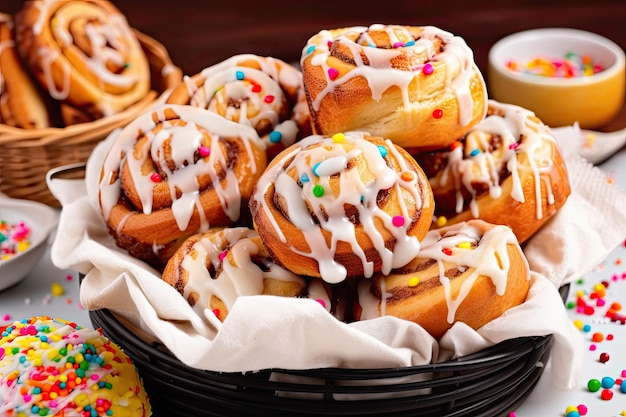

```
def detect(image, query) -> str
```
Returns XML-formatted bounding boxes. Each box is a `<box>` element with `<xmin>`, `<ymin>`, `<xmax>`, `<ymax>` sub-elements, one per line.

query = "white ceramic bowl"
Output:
<box><xmin>488</xmin><ymin>28</ymin><xmax>625</xmax><ymax>128</ymax></box>
<box><xmin>0</xmin><ymin>197</ymin><xmax>58</xmax><ymax>291</ymax></box>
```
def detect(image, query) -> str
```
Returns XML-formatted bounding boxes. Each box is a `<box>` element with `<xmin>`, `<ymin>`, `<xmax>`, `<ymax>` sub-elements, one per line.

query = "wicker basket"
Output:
<box><xmin>88</xmin><ymin>285</ymin><xmax>569</xmax><ymax>417</ymax></box>
<box><xmin>0</xmin><ymin>30</ymin><xmax>182</xmax><ymax>207</ymax></box>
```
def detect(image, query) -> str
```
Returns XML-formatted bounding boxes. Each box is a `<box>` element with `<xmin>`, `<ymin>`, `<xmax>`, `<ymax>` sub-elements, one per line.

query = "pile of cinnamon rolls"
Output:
<box><xmin>95</xmin><ymin>24</ymin><xmax>571</xmax><ymax>339</ymax></box>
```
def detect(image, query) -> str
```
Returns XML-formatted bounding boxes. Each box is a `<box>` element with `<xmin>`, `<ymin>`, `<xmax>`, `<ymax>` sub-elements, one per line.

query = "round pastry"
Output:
<box><xmin>300</xmin><ymin>24</ymin><xmax>488</xmax><ymax>151</ymax></box>
<box><xmin>162</xmin><ymin>227</ymin><xmax>308</xmax><ymax>323</ymax></box>
<box><xmin>98</xmin><ymin>104</ymin><xmax>267</xmax><ymax>270</ymax></box>
<box><xmin>14</xmin><ymin>0</ymin><xmax>151</xmax><ymax>123</ymax></box>
<box><xmin>249</xmin><ymin>131</ymin><xmax>435</xmax><ymax>284</ymax></box>
<box><xmin>412</xmin><ymin>99</ymin><xmax>571</xmax><ymax>243</ymax></box>
<box><xmin>0</xmin><ymin>13</ymin><xmax>50</xmax><ymax>129</ymax></box>
<box><xmin>0</xmin><ymin>316</ymin><xmax>151</xmax><ymax>417</ymax></box>
<box><xmin>355</xmin><ymin>220</ymin><xmax>530</xmax><ymax>339</ymax></box>
<box><xmin>166</xmin><ymin>54</ymin><xmax>311</xmax><ymax>158</ymax></box>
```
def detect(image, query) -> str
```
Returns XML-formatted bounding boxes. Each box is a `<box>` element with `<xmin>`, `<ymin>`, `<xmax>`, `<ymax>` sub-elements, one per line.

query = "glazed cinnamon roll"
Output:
<box><xmin>249</xmin><ymin>131</ymin><xmax>435</xmax><ymax>283</ymax></box>
<box><xmin>355</xmin><ymin>220</ymin><xmax>531</xmax><ymax>339</ymax></box>
<box><xmin>162</xmin><ymin>227</ymin><xmax>308</xmax><ymax>323</ymax></box>
<box><xmin>413</xmin><ymin>100</ymin><xmax>571</xmax><ymax>243</ymax></box>
<box><xmin>301</xmin><ymin>24</ymin><xmax>487</xmax><ymax>151</ymax></box>
<box><xmin>167</xmin><ymin>54</ymin><xmax>311</xmax><ymax>158</ymax></box>
<box><xmin>14</xmin><ymin>0</ymin><xmax>151</xmax><ymax>123</ymax></box>
<box><xmin>0</xmin><ymin>13</ymin><xmax>50</xmax><ymax>129</ymax></box>
<box><xmin>98</xmin><ymin>104</ymin><xmax>267</xmax><ymax>270</ymax></box>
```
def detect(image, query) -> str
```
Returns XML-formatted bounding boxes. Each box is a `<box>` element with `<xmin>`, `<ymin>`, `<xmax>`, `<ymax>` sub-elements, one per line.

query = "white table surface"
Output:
<box><xmin>2</xmin><ymin>144</ymin><xmax>626</xmax><ymax>417</ymax></box>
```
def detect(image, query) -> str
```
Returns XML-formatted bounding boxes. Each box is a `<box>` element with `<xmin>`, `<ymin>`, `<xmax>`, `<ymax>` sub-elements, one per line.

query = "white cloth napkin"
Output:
<box><xmin>48</xmin><ymin>126</ymin><xmax>626</xmax><ymax>391</ymax></box>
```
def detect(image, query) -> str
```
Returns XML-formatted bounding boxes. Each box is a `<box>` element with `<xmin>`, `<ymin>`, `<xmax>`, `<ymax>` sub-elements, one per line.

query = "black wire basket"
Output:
<box><xmin>87</xmin><ymin>285</ymin><xmax>568</xmax><ymax>417</ymax></box>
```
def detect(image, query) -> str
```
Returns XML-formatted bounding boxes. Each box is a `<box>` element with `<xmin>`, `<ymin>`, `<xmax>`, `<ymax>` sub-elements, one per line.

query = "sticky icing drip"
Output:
<box><xmin>253</xmin><ymin>132</ymin><xmax>424</xmax><ymax>284</ymax></box>
<box><xmin>179</xmin><ymin>54</ymin><xmax>309</xmax><ymax>150</ymax></box>
<box><xmin>175</xmin><ymin>228</ymin><xmax>311</xmax><ymax>326</ymax></box>
<box><xmin>99</xmin><ymin>104</ymin><xmax>264</xmax><ymax>233</ymax></box>
<box><xmin>301</xmin><ymin>24</ymin><xmax>480</xmax><ymax>126</ymax></box>
<box><xmin>359</xmin><ymin>221</ymin><xmax>529</xmax><ymax>324</ymax></box>
<box><xmin>432</xmin><ymin>100</ymin><xmax>558</xmax><ymax>219</ymax></box>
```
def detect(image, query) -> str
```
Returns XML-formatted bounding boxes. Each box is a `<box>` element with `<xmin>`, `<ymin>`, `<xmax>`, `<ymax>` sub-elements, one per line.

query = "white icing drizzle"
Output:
<box><xmin>252</xmin><ymin>132</ymin><xmax>424</xmax><ymax>284</ymax></box>
<box><xmin>179</xmin><ymin>54</ymin><xmax>308</xmax><ymax>150</ymax></box>
<box><xmin>359</xmin><ymin>221</ymin><xmax>530</xmax><ymax>325</ymax></box>
<box><xmin>175</xmin><ymin>228</ymin><xmax>306</xmax><ymax>325</ymax></box>
<box><xmin>26</xmin><ymin>0</ymin><xmax>147</xmax><ymax>115</ymax></box>
<box><xmin>432</xmin><ymin>100</ymin><xmax>558</xmax><ymax>219</ymax></box>
<box><xmin>301</xmin><ymin>24</ymin><xmax>481</xmax><ymax>126</ymax></box>
<box><xmin>99</xmin><ymin>104</ymin><xmax>263</xmax><ymax>232</ymax></box>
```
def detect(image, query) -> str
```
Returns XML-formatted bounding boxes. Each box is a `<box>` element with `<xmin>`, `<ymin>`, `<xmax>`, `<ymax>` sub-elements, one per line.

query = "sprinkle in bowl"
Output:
<box><xmin>488</xmin><ymin>28</ymin><xmax>625</xmax><ymax>129</ymax></box>
<box><xmin>0</xmin><ymin>196</ymin><xmax>58</xmax><ymax>291</ymax></box>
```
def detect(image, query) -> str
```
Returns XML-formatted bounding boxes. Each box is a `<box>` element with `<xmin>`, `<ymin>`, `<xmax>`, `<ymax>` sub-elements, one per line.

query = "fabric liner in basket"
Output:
<box><xmin>48</xmin><ymin>125</ymin><xmax>626</xmax><ymax>400</ymax></box>
<box><xmin>0</xmin><ymin>30</ymin><xmax>182</xmax><ymax>207</ymax></box>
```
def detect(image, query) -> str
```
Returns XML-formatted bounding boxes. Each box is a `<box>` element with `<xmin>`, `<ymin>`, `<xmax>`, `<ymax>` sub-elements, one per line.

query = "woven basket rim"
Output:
<box><xmin>0</xmin><ymin>29</ymin><xmax>182</xmax><ymax>144</ymax></box>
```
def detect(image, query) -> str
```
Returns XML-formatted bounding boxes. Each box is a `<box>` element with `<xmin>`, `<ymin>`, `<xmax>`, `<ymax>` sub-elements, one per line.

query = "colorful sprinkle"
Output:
<box><xmin>306</xmin><ymin>45</ymin><xmax>315</xmax><ymax>55</ymax></box>
<box><xmin>506</xmin><ymin>53</ymin><xmax>605</xmax><ymax>78</ymax></box>
<box><xmin>150</xmin><ymin>173</ymin><xmax>162</xmax><ymax>183</ymax></box>
<box><xmin>469</xmin><ymin>149</ymin><xmax>481</xmax><ymax>157</ymax></box>
<box><xmin>435</xmin><ymin>216</ymin><xmax>447</xmax><ymax>227</ymax></box>
<box><xmin>300</xmin><ymin>173</ymin><xmax>310</xmax><ymax>183</ymax></box>
<box><xmin>601</xmin><ymin>388</ymin><xmax>613</xmax><ymax>400</ymax></box>
<box><xmin>432</xmin><ymin>109</ymin><xmax>443</xmax><ymax>119</ymax></box>
<box><xmin>198</xmin><ymin>146</ymin><xmax>211</xmax><ymax>157</ymax></box>
<box><xmin>332</xmin><ymin>133</ymin><xmax>345</xmax><ymax>143</ymax></box>
<box><xmin>264</xmin><ymin>95</ymin><xmax>275</xmax><ymax>103</ymax></box>
<box><xmin>0</xmin><ymin>220</ymin><xmax>32</xmax><ymax>261</ymax></box>
<box><xmin>269</xmin><ymin>131</ymin><xmax>282</xmax><ymax>143</ymax></box>
<box><xmin>392</xmin><ymin>216</ymin><xmax>405</xmax><ymax>227</ymax></box>
<box><xmin>408</xmin><ymin>277</ymin><xmax>420</xmax><ymax>287</ymax></box>
<box><xmin>328</xmin><ymin>67</ymin><xmax>339</xmax><ymax>81</ymax></box>
<box><xmin>377</xmin><ymin>145</ymin><xmax>388</xmax><ymax>158</ymax></box>
<box><xmin>251</xmin><ymin>83</ymin><xmax>262</xmax><ymax>93</ymax></box>
<box><xmin>235</xmin><ymin>70</ymin><xmax>245</xmax><ymax>80</ymax></box>
<box><xmin>400</xmin><ymin>171</ymin><xmax>414</xmax><ymax>182</ymax></box>
<box><xmin>312</xmin><ymin>185</ymin><xmax>325</xmax><ymax>197</ymax></box>
<box><xmin>599</xmin><ymin>352</ymin><xmax>610</xmax><ymax>363</ymax></box>
<box><xmin>587</xmin><ymin>378</ymin><xmax>601</xmax><ymax>392</ymax></box>
<box><xmin>422</xmin><ymin>63</ymin><xmax>434</xmax><ymax>75</ymax></box>
<box><xmin>51</xmin><ymin>283</ymin><xmax>65</xmax><ymax>297</ymax></box>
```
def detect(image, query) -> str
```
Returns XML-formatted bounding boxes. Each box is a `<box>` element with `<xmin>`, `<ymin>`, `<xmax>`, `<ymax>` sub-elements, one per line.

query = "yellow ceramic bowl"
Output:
<box><xmin>488</xmin><ymin>28</ymin><xmax>625</xmax><ymax>128</ymax></box>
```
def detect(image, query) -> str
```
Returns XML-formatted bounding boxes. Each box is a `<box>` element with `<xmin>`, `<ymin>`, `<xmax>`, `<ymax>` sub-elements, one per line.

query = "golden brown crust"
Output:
<box><xmin>0</xmin><ymin>13</ymin><xmax>51</xmax><ymax>129</ymax></box>
<box><xmin>14</xmin><ymin>0</ymin><xmax>151</xmax><ymax>123</ymax></box>
<box><xmin>162</xmin><ymin>227</ymin><xmax>307</xmax><ymax>322</ymax></box>
<box><xmin>98</xmin><ymin>104</ymin><xmax>267</xmax><ymax>270</ymax></box>
<box><xmin>249</xmin><ymin>131</ymin><xmax>435</xmax><ymax>283</ymax></box>
<box><xmin>301</xmin><ymin>25</ymin><xmax>487</xmax><ymax>151</ymax></box>
<box><xmin>355</xmin><ymin>220</ymin><xmax>530</xmax><ymax>339</ymax></box>
<box><xmin>414</xmin><ymin>100</ymin><xmax>571</xmax><ymax>243</ymax></box>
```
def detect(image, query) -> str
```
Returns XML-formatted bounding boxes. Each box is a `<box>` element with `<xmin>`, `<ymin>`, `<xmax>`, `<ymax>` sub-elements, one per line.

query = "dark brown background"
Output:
<box><xmin>5</xmin><ymin>0</ymin><xmax>626</xmax><ymax>129</ymax></box>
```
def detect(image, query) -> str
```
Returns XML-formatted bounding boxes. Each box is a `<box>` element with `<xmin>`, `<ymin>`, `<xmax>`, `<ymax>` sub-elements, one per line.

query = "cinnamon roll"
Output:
<box><xmin>355</xmin><ymin>220</ymin><xmax>531</xmax><ymax>339</ymax></box>
<box><xmin>0</xmin><ymin>13</ymin><xmax>50</xmax><ymax>129</ymax></box>
<box><xmin>162</xmin><ymin>227</ymin><xmax>308</xmax><ymax>323</ymax></box>
<box><xmin>166</xmin><ymin>54</ymin><xmax>311</xmax><ymax>158</ymax></box>
<box><xmin>413</xmin><ymin>100</ymin><xmax>571</xmax><ymax>243</ymax></box>
<box><xmin>14</xmin><ymin>0</ymin><xmax>151</xmax><ymax>123</ymax></box>
<box><xmin>300</xmin><ymin>24</ymin><xmax>487</xmax><ymax>151</ymax></box>
<box><xmin>249</xmin><ymin>131</ymin><xmax>435</xmax><ymax>283</ymax></box>
<box><xmin>98</xmin><ymin>104</ymin><xmax>267</xmax><ymax>270</ymax></box>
